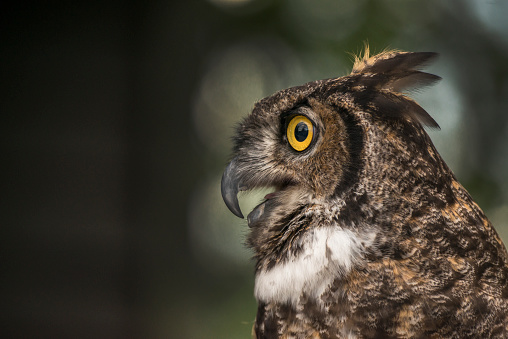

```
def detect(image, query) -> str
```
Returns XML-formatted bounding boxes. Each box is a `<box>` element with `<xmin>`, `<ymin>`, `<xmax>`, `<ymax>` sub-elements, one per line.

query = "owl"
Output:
<box><xmin>221</xmin><ymin>48</ymin><xmax>508</xmax><ymax>338</ymax></box>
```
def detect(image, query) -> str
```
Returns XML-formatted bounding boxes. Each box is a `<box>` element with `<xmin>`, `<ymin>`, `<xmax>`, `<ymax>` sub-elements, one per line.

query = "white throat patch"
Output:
<box><xmin>254</xmin><ymin>226</ymin><xmax>372</xmax><ymax>306</ymax></box>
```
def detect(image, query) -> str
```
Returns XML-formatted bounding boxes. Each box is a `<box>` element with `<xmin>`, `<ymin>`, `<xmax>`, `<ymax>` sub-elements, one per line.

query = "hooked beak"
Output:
<box><xmin>221</xmin><ymin>158</ymin><xmax>244</xmax><ymax>219</ymax></box>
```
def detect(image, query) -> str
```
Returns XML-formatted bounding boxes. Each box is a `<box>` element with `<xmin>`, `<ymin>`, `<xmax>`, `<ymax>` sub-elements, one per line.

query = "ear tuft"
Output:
<box><xmin>349</xmin><ymin>45</ymin><xmax>441</xmax><ymax>129</ymax></box>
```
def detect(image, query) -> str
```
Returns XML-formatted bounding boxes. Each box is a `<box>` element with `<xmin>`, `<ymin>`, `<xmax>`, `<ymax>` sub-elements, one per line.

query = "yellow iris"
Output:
<box><xmin>287</xmin><ymin>115</ymin><xmax>313</xmax><ymax>151</ymax></box>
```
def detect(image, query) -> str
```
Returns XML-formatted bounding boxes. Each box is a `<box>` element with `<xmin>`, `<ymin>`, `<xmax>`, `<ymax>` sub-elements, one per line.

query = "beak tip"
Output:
<box><xmin>230</xmin><ymin>205</ymin><xmax>244</xmax><ymax>219</ymax></box>
<box><xmin>221</xmin><ymin>185</ymin><xmax>244</xmax><ymax>219</ymax></box>
<box><xmin>221</xmin><ymin>159</ymin><xmax>244</xmax><ymax>219</ymax></box>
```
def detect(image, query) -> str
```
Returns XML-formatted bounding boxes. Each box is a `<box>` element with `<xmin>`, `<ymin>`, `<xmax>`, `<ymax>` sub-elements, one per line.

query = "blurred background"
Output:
<box><xmin>2</xmin><ymin>0</ymin><xmax>508</xmax><ymax>338</ymax></box>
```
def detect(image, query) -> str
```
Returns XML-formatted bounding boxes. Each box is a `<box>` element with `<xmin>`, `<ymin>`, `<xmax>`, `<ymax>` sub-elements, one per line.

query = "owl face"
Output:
<box><xmin>222</xmin><ymin>84</ymin><xmax>357</xmax><ymax>225</ymax></box>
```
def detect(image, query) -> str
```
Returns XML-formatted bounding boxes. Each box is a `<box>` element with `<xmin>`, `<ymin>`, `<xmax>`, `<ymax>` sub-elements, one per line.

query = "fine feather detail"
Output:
<box><xmin>254</xmin><ymin>226</ymin><xmax>375</xmax><ymax>306</ymax></box>
<box><xmin>350</xmin><ymin>45</ymin><xmax>441</xmax><ymax>129</ymax></box>
<box><xmin>352</xmin><ymin>45</ymin><xmax>437</xmax><ymax>75</ymax></box>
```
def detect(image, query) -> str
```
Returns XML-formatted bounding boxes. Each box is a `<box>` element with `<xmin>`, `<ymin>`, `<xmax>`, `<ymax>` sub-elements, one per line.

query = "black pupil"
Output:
<box><xmin>294</xmin><ymin>122</ymin><xmax>309</xmax><ymax>142</ymax></box>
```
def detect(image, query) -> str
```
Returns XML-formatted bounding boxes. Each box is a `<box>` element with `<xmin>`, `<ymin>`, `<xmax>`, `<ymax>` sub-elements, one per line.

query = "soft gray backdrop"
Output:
<box><xmin>2</xmin><ymin>0</ymin><xmax>508</xmax><ymax>338</ymax></box>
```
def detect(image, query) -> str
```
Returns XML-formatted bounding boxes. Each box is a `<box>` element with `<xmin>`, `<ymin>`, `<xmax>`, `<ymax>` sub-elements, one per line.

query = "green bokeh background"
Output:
<box><xmin>2</xmin><ymin>1</ymin><xmax>508</xmax><ymax>338</ymax></box>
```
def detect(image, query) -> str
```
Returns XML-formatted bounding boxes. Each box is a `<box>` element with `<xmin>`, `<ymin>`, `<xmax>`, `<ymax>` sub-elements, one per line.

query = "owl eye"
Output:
<box><xmin>286</xmin><ymin>115</ymin><xmax>314</xmax><ymax>151</ymax></box>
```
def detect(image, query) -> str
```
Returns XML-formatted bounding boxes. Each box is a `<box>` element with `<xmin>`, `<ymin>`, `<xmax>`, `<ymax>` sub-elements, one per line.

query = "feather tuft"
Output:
<box><xmin>349</xmin><ymin>45</ymin><xmax>441</xmax><ymax>129</ymax></box>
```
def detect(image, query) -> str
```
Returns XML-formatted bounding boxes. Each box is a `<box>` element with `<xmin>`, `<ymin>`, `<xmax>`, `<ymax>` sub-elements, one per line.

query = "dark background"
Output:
<box><xmin>2</xmin><ymin>1</ymin><xmax>508</xmax><ymax>338</ymax></box>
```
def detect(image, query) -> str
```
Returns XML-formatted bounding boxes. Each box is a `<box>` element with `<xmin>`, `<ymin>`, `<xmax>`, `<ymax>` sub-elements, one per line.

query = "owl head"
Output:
<box><xmin>221</xmin><ymin>48</ymin><xmax>443</xmax><ymax>268</ymax></box>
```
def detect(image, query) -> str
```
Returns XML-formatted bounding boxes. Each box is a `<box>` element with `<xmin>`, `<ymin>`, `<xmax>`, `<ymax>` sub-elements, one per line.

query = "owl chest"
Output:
<box><xmin>254</xmin><ymin>226</ymin><xmax>374</xmax><ymax>306</ymax></box>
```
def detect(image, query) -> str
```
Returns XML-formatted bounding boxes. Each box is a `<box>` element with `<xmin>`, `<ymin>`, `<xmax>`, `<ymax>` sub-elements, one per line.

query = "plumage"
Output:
<box><xmin>221</xmin><ymin>47</ymin><xmax>508</xmax><ymax>338</ymax></box>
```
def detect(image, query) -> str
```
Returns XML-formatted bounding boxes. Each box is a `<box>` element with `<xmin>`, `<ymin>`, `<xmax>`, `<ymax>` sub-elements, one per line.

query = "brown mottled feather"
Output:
<box><xmin>222</xmin><ymin>47</ymin><xmax>508</xmax><ymax>338</ymax></box>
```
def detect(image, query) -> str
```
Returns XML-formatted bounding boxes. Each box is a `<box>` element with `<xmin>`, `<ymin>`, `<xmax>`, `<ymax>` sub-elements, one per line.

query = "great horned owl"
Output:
<box><xmin>221</xmin><ymin>48</ymin><xmax>508</xmax><ymax>338</ymax></box>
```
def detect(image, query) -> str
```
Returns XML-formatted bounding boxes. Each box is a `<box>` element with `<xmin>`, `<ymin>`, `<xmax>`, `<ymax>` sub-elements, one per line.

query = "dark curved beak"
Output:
<box><xmin>221</xmin><ymin>158</ymin><xmax>244</xmax><ymax>218</ymax></box>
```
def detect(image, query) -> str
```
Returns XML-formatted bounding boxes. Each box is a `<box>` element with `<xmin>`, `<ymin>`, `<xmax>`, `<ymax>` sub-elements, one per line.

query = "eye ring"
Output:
<box><xmin>286</xmin><ymin>115</ymin><xmax>314</xmax><ymax>151</ymax></box>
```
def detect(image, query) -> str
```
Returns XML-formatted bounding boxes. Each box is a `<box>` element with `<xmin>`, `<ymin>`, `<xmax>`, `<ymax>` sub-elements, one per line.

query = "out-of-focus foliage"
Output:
<box><xmin>2</xmin><ymin>0</ymin><xmax>507</xmax><ymax>338</ymax></box>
